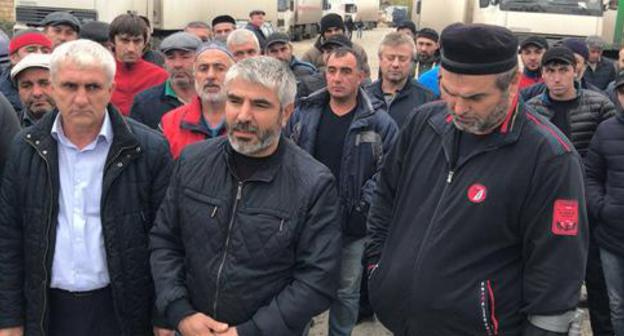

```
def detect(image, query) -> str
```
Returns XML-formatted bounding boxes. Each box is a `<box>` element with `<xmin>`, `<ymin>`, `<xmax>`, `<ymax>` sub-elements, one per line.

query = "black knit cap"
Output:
<box><xmin>417</xmin><ymin>28</ymin><xmax>439</xmax><ymax>42</ymax></box>
<box><xmin>212</xmin><ymin>15</ymin><xmax>236</xmax><ymax>27</ymax></box>
<box><xmin>320</xmin><ymin>13</ymin><xmax>344</xmax><ymax>34</ymax></box>
<box><xmin>440</xmin><ymin>23</ymin><xmax>518</xmax><ymax>75</ymax></box>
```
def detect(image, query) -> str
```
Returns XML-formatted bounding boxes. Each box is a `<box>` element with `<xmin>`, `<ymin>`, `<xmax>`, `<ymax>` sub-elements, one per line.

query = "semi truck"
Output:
<box><xmin>13</xmin><ymin>0</ymin><xmax>278</xmax><ymax>37</ymax></box>
<box><xmin>412</xmin><ymin>0</ymin><xmax>621</xmax><ymax>49</ymax></box>
<box><xmin>277</xmin><ymin>0</ymin><xmax>324</xmax><ymax>40</ymax></box>
<box><xmin>324</xmin><ymin>0</ymin><xmax>379</xmax><ymax>28</ymax></box>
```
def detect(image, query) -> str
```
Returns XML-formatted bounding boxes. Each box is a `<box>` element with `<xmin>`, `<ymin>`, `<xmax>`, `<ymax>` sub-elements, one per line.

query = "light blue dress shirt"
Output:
<box><xmin>49</xmin><ymin>112</ymin><xmax>113</xmax><ymax>292</ymax></box>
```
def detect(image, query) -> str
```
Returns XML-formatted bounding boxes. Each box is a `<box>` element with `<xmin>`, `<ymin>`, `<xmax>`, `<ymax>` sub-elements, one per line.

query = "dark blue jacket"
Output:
<box><xmin>0</xmin><ymin>69</ymin><xmax>22</xmax><ymax>112</ymax></box>
<box><xmin>586</xmin><ymin>110</ymin><xmax>624</xmax><ymax>256</ymax></box>
<box><xmin>129</xmin><ymin>81</ymin><xmax>184</xmax><ymax>130</ymax></box>
<box><xmin>366</xmin><ymin>100</ymin><xmax>588</xmax><ymax>336</ymax></box>
<box><xmin>366</xmin><ymin>78</ymin><xmax>436</xmax><ymax>126</ymax></box>
<box><xmin>289</xmin><ymin>57</ymin><xmax>316</xmax><ymax>79</ymax></box>
<box><xmin>284</xmin><ymin>88</ymin><xmax>398</xmax><ymax>237</ymax></box>
<box><xmin>245</xmin><ymin>23</ymin><xmax>267</xmax><ymax>50</ymax></box>
<box><xmin>584</xmin><ymin>58</ymin><xmax>616</xmax><ymax>91</ymax></box>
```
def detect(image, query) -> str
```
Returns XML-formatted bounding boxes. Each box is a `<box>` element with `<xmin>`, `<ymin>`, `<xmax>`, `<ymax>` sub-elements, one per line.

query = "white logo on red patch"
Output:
<box><xmin>467</xmin><ymin>184</ymin><xmax>488</xmax><ymax>203</ymax></box>
<box><xmin>552</xmin><ymin>199</ymin><xmax>579</xmax><ymax>236</ymax></box>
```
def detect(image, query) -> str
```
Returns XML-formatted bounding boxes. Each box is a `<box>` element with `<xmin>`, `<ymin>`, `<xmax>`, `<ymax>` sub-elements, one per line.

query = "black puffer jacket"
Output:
<box><xmin>150</xmin><ymin>137</ymin><xmax>342</xmax><ymax>336</ymax></box>
<box><xmin>0</xmin><ymin>106</ymin><xmax>173</xmax><ymax>335</ymax></box>
<box><xmin>526</xmin><ymin>87</ymin><xmax>615</xmax><ymax>157</ymax></box>
<box><xmin>586</xmin><ymin>110</ymin><xmax>624</xmax><ymax>256</ymax></box>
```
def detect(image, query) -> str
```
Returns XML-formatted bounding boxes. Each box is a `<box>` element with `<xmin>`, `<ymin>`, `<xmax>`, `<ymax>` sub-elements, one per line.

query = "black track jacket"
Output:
<box><xmin>366</xmin><ymin>101</ymin><xmax>589</xmax><ymax>336</ymax></box>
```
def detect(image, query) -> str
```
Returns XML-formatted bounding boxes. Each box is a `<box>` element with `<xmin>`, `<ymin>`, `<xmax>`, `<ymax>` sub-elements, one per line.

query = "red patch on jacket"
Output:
<box><xmin>467</xmin><ymin>184</ymin><xmax>488</xmax><ymax>203</ymax></box>
<box><xmin>552</xmin><ymin>199</ymin><xmax>579</xmax><ymax>236</ymax></box>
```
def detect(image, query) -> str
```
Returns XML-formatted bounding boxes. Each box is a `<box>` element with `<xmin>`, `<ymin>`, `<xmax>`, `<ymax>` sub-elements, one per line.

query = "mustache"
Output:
<box><xmin>230</xmin><ymin>121</ymin><xmax>259</xmax><ymax>133</ymax></box>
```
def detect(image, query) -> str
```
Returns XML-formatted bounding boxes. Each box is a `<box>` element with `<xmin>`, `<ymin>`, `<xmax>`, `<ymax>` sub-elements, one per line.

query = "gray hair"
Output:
<box><xmin>226</xmin><ymin>28</ymin><xmax>260</xmax><ymax>51</ymax></box>
<box><xmin>50</xmin><ymin>39</ymin><xmax>116</xmax><ymax>85</ymax></box>
<box><xmin>495</xmin><ymin>66</ymin><xmax>519</xmax><ymax>92</ymax></box>
<box><xmin>586</xmin><ymin>35</ymin><xmax>606</xmax><ymax>50</ymax></box>
<box><xmin>378</xmin><ymin>32</ymin><xmax>416</xmax><ymax>58</ymax></box>
<box><xmin>224</xmin><ymin>56</ymin><xmax>296</xmax><ymax>107</ymax></box>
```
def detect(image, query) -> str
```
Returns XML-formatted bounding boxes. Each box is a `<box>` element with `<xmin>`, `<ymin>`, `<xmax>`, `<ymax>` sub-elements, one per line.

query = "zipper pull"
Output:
<box><xmin>211</xmin><ymin>206</ymin><xmax>218</xmax><ymax>218</ymax></box>
<box><xmin>236</xmin><ymin>182</ymin><xmax>243</xmax><ymax>200</ymax></box>
<box><xmin>447</xmin><ymin>170</ymin><xmax>455</xmax><ymax>184</ymax></box>
<box><xmin>279</xmin><ymin>219</ymin><xmax>284</xmax><ymax>232</ymax></box>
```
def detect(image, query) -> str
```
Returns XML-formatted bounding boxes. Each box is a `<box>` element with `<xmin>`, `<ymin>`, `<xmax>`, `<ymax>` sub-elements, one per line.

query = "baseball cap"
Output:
<box><xmin>10</xmin><ymin>53</ymin><xmax>51</xmax><ymax>82</ymax></box>
<box><xmin>541</xmin><ymin>46</ymin><xmax>576</xmax><ymax>67</ymax></box>
<box><xmin>321</xmin><ymin>34</ymin><xmax>352</xmax><ymax>50</ymax></box>
<box><xmin>265</xmin><ymin>32</ymin><xmax>290</xmax><ymax>50</ymax></box>
<box><xmin>520</xmin><ymin>36</ymin><xmax>548</xmax><ymax>51</ymax></box>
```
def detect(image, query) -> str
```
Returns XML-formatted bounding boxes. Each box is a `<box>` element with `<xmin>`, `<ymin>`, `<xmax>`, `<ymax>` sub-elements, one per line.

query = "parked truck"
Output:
<box><xmin>412</xmin><ymin>0</ymin><xmax>621</xmax><ymax>49</ymax></box>
<box><xmin>324</xmin><ymin>0</ymin><xmax>379</xmax><ymax>29</ymax></box>
<box><xmin>14</xmin><ymin>0</ymin><xmax>278</xmax><ymax>38</ymax></box>
<box><xmin>277</xmin><ymin>0</ymin><xmax>323</xmax><ymax>41</ymax></box>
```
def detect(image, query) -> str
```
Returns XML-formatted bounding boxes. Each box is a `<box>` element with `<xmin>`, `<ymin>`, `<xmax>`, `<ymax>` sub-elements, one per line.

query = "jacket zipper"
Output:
<box><xmin>26</xmin><ymin>139</ymin><xmax>53</xmax><ymax>334</ymax></box>
<box><xmin>213</xmin><ymin>181</ymin><xmax>243</xmax><ymax>319</ymax></box>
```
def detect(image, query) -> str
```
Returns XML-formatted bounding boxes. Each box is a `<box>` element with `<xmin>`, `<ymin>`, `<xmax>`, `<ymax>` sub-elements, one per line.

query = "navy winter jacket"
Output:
<box><xmin>585</xmin><ymin>110</ymin><xmax>624</xmax><ymax>256</ymax></box>
<box><xmin>366</xmin><ymin>78</ymin><xmax>436</xmax><ymax>126</ymax></box>
<box><xmin>284</xmin><ymin>88</ymin><xmax>398</xmax><ymax>237</ymax></box>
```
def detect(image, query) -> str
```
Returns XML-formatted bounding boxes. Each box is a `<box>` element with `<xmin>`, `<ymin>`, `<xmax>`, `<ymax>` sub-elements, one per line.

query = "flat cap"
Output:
<box><xmin>80</xmin><ymin>21</ymin><xmax>110</xmax><ymax>43</ymax></box>
<box><xmin>40</xmin><ymin>12</ymin><xmax>80</xmax><ymax>32</ymax></box>
<box><xmin>321</xmin><ymin>34</ymin><xmax>352</xmax><ymax>50</ymax></box>
<box><xmin>440</xmin><ymin>23</ymin><xmax>518</xmax><ymax>75</ymax></box>
<box><xmin>520</xmin><ymin>35</ymin><xmax>548</xmax><ymax>51</ymax></box>
<box><xmin>10</xmin><ymin>53</ymin><xmax>51</xmax><ymax>82</ymax></box>
<box><xmin>541</xmin><ymin>46</ymin><xmax>576</xmax><ymax>67</ymax></box>
<box><xmin>160</xmin><ymin>32</ymin><xmax>202</xmax><ymax>53</ymax></box>
<box><xmin>265</xmin><ymin>32</ymin><xmax>290</xmax><ymax>50</ymax></box>
<box><xmin>212</xmin><ymin>15</ymin><xmax>236</xmax><ymax>27</ymax></box>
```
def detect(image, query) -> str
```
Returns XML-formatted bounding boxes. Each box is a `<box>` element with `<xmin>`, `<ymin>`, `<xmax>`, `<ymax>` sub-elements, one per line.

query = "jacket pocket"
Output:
<box><xmin>237</xmin><ymin>208</ymin><xmax>294</xmax><ymax>263</ymax></box>
<box><xmin>479</xmin><ymin>280</ymin><xmax>499</xmax><ymax>336</ymax></box>
<box><xmin>181</xmin><ymin>188</ymin><xmax>225</xmax><ymax>243</ymax></box>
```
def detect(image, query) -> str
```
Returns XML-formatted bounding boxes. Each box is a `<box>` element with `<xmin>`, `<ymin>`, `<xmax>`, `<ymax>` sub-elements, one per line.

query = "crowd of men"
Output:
<box><xmin>0</xmin><ymin>6</ymin><xmax>622</xmax><ymax>336</ymax></box>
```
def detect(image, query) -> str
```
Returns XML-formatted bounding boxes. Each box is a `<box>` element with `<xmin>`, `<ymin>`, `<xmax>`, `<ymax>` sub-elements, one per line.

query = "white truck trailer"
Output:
<box><xmin>277</xmin><ymin>0</ymin><xmax>324</xmax><ymax>41</ymax></box>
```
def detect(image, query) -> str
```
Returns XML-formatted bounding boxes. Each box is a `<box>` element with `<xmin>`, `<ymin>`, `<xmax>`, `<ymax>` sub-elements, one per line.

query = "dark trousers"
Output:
<box><xmin>48</xmin><ymin>286</ymin><xmax>121</xmax><ymax>336</ymax></box>
<box><xmin>586</xmin><ymin>235</ymin><xmax>614</xmax><ymax>336</ymax></box>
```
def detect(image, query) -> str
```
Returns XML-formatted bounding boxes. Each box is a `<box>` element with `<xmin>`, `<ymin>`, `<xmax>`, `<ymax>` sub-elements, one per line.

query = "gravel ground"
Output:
<box><xmin>293</xmin><ymin>27</ymin><xmax>595</xmax><ymax>336</ymax></box>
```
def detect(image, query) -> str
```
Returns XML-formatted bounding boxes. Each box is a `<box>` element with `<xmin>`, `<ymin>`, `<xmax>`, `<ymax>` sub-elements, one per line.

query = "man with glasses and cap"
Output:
<box><xmin>130</xmin><ymin>32</ymin><xmax>202</xmax><ymax>130</ymax></box>
<box><xmin>366</xmin><ymin>23</ymin><xmax>588</xmax><ymax>336</ymax></box>
<box><xmin>40</xmin><ymin>12</ymin><xmax>80</xmax><ymax>49</ymax></box>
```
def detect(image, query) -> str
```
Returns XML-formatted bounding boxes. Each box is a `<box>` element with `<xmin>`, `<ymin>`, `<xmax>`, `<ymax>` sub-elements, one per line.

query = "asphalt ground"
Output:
<box><xmin>293</xmin><ymin>27</ymin><xmax>595</xmax><ymax>336</ymax></box>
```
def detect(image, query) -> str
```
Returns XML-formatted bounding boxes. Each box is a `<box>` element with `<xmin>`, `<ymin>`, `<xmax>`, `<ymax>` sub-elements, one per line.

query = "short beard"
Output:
<box><xmin>451</xmin><ymin>91</ymin><xmax>510</xmax><ymax>135</ymax></box>
<box><xmin>227</xmin><ymin>117</ymin><xmax>282</xmax><ymax>156</ymax></box>
<box><xmin>195</xmin><ymin>81</ymin><xmax>226</xmax><ymax>104</ymax></box>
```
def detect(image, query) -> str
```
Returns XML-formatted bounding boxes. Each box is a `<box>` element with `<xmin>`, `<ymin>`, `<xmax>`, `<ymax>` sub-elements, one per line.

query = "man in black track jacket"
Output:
<box><xmin>366</xmin><ymin>23</ymin><xmax>588</xmax><ymax>336</ymax></box>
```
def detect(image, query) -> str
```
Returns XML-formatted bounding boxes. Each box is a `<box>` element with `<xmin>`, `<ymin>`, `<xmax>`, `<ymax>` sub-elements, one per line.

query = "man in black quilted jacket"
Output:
<box><xmin>150</xmin><ymin>56</ymin><xmax>342</xmax><ymax>336</ymax></box>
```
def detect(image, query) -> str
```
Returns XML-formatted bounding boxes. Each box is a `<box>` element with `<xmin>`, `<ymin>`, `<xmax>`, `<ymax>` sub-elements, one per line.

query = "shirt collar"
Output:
<box><xmin>51</xmin><ymin>109</ymin><xmax>114</xmax><ymax>148</ymax></box>
<box><xmin>164</xmin><ymin>79</ymin><xmax>178</xmax><ymax>99</ymax></box>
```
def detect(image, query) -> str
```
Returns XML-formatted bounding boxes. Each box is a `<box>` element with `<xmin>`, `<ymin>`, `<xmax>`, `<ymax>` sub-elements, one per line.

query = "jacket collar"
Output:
<box><xmin>369</xmin><ymin>78</ymin><xmax>414</xmax><ymax>101</ymax></box>
<box><xmin>223</xmin><ymin>135</ymin><xmax>286</xmax><ymax>183</ymax></box>
<box><xmin>539</xmin><ymin>80</ymin><xmax>582</xmax><ymax>109</ymax></box>
<box><xmin>300</xmin><ymin>87</ymin><xmax>379</xmax><ymax>121</ymax></box>
<box><xmin>25</xmin><ymin>103</ymin><xmax>140</xmax><ymax>158</ymax></box>
<box><xmin>179</xmin><ymin>96</ymin><xmax>226</xmax><ymax>136</ymax></box>
<box><xmin>428</xmin><ymin>97</ymin><xmax>524</xmax><ymax>166</ymax></box>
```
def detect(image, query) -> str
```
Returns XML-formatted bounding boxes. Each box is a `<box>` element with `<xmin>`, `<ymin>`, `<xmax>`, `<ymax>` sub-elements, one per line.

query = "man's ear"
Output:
<box><xmin>281</xmin><ymin>103</ymin><xmax>295</xmax><ymax>127</ymax></box>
